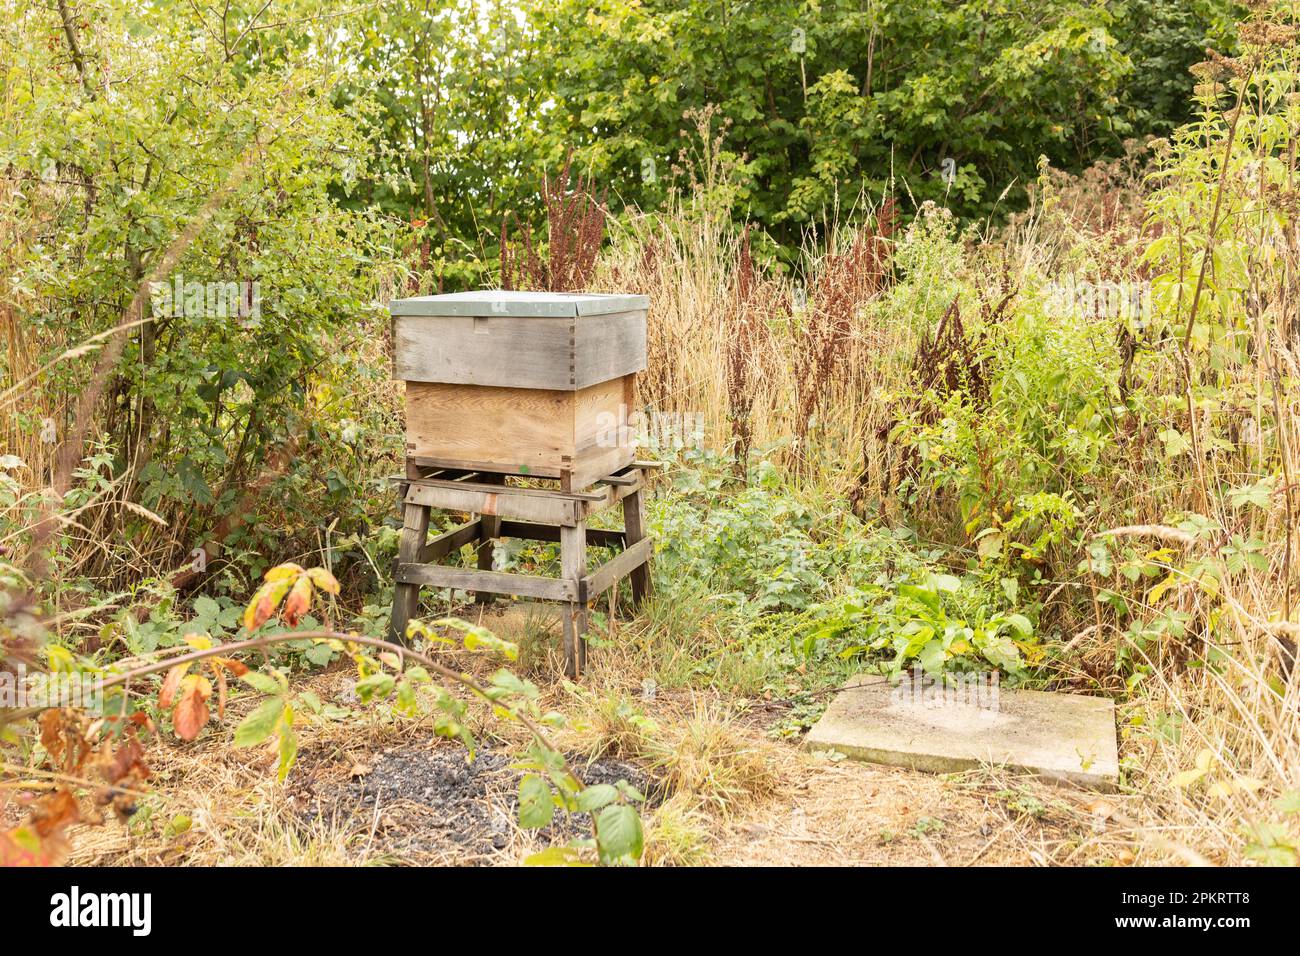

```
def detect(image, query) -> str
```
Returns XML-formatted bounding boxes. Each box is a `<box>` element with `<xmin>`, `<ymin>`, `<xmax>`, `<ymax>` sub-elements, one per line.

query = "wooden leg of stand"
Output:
<box><xmin>623</xmin><ymin>487</ymin><xmax>651</xmax><ymax>605</ymax></box>
<box><xmin>475</xmin><ymin>475</ymin><xmax>504</xmax><ymax>604</ymax></box>
<box><xmin>561</xmin><ymin>522</ymin><xmax>588</xmax><ymax>678</ymax></box>
<box><xmin>390</xmin><ymin>500</ymin><xmax>430</xmax><ymax>644</ymax></box>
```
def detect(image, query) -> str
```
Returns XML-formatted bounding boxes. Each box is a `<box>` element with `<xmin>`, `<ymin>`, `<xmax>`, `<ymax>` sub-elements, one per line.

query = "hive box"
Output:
<box><xmin>389</xmin><ymin>290</ymin><xmax>648</xmax><ymax>491</ymax></box>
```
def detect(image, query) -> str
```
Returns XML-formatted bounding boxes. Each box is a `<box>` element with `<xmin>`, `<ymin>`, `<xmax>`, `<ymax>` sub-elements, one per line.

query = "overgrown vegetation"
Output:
<box><xmin>3</xmin><ymin>0</ymin><xmax>1299</xmax><ymax>868</ymax></box>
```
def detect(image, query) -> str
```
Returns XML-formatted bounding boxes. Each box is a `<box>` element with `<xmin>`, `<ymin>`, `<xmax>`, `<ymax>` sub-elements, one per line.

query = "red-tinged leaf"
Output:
<box><xmin>38</xmin><ymin>709</ymin><xmax>64</xmax><ymax>759</ymax></box>
<box><xmin>282</xmin><ymin>575</ymin><xmax>312</xmax><ymax>626</ymax></box>
<box><xmin>105</xmin><ymin>710</ymin><xmax>156</xmax><ymax>735</ymax></box>
<box><xmin>264</xmin><ymin>563</ymin><xmax>305</xmax><ymax>582</ymax></box>
<box><xmin>172</xmin><ymin>675</ymin><xmax>212</xmax><ymax>741</ymax></box>
<box><xmin>30</xmin><ymin>788</ymin><xmax>80</xmax><ymax>837</ymax></box>
<box><xmin>211</xmin><ymin>656</ymin><xmax>249</xmax><ymax>677</ymax></box>
<box><xmin>243</xmin><ymin>578</ymin><xmax>293</xmax><ymax>632</ymax></box>
<box><xmin>158</xmin><ymin>662</ymin><xmax>191</xmax><ymax>709</ymax></box>
<box><xmin>38</xmin><ymin>709</ymin><xmax>91</xmax><ymax>773</ymax></box>
<box><xmin>0</xmin><ymin>825</ymin><xmax>69</xmax><ymax>867</ymax></box>
<box><xmin>101</xmin><ymin>738</ymin><xmax>149</xmax><ymax>785</ymax></box>
<box><xmin>212</xmin><ymin>663</ymin><xmax>228</xmax><ymax>719</ymax></box>
<box><xmin>306</xmin><ymin>567</ymin><xmax>340</xmax><ymax>595</ymax></box>
<box><xmin>182</xmin><ymin>633</ymin><xmax>213</xmax><ymax>651</ymax></box>
<box><xmin>0</xmin><ymin>788</ymin><xmax>78</xmax><ymax>866</ymax></box>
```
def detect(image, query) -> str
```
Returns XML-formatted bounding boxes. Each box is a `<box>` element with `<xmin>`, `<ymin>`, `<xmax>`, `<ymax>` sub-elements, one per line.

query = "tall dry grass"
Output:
<box><xmin>595</xmin><ymin>119</ymin><xmax>910</xmax><ymax>498</ymax></box>
<box><xmin>590</xmin><ymin>14</ymin><xmax>1300</xmax><ymax>862</ymax></box>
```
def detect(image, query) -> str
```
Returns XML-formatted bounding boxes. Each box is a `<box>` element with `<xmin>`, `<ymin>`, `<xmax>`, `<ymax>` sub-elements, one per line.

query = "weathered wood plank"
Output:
<box><xmin>394</xmin><ymin>562</ymin><xmax>577</xmax><ymax>601</ymax></box>
<box><xmin>497</xmin><ymin>520</ymin><xmax>625</xmax><ymax>548</ymax></box>
<box><xmin>407</xmin><ymin>475</ymin><xmax>606</xmax><ymax>502</ymax></box>
<box><xmin>396</xmin><ymin>315</ymin><xmax>578</xmax><ymax>390</ymax></box>
<box><xmin>573</xmin><ymin>312</ymin><xmax>648</xmax><ymax>387</ymax></box>
<box><xmin>569</xmin><ymin>441</ymin><xmax>636</xmax><ymax>493</ymax></box>
<box><xmin>581</xmin><ymin>537</ymin><xmax>652</xmax><ymax>602</ymax></box>
<box><xmin>475</xmin><ymin>474</ymin><xmax>504</xmax><ymax>604</ymax></box>
<box><xmin>390</xmin><ymin>501</ymin><xmax>431</xmax><ymax>643</ymax></box>
<box><xmin>389</xmin><ymin>290</ymin><xmax>647</xmax><ymax>318</ymax></box>
<box><xmin>622</xmin><ymin>488</ymin><xmax>652</xmax><ymax>604</ymax></box>
<box><xmin>420</xmin><ymin>518</ymin><xmax>482</xmax><ymax>563</ymax></box>
<box><xmin>395</xmin><ymin>309</ymin><xmax>647</xmax><ymax>391</ymax></box>
<box><xmin>405</xmin><ymin>380</ymin><xmax>573</xmax><ymax>471</ymax></box>
<box><xmin>403</xmin><ymin>378</ymin><xmax>635</xmax><ymax>491</ymax></box>
<box><xmin>408</xmin><ymin>455</ymin><xmax>565</xmax><ymax>480</ymax></box>
<box><xmin>596</xmin><ymin>472</ymin><xmax>638</xmax><ymax>487</ymax></box>
<box><xmin>576</xmin><ymin>472</ymin><xmax>644</xmax><ymax>519</ymax></box>
<box><xmin>405</xmin><ymin>482</ymin><xmax>583</xmax><ymax>526</ymax></box>
<box><xmin>561</xmin><ymin>523</ymin><xmax>588</xmax><ymax>677</ymax></box>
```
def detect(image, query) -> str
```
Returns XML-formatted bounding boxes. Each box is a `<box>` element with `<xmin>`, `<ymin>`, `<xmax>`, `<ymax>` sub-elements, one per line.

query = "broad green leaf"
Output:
<box><xmin>355</xmin><ymin>672</ymin><xmax>395</xmax><ymax>703</ymax></box>
<box><xmin>897</xmin><ymin>584</ymin><xmax>941</xmax><ymax>614</ymax></box>
<box><xmin>234</xmin><ymin>698</ymin><xmax>285</xmax><ymax>747</ymax></box>
<box><xmin>518</xmin><ymin>774</ymin><xmax>554</xmax><ymax>828</ymax></box>
<box><xmin>595</xmin><ymin>804</ymin><xmax>643</xmax><ymax>866</ymax></box>
<box><xmin>524</xmin><ymin>846</ymin><xmax>591</xmax><ymax>867</ymax></box>
<box><xmin>395</xmin><ymin>679</ymin><xmax>418</xmax><ymax>715</ymax></box>
<box><xmin>928</xmin><ymin>573</ymin><xmax>961</xmax><ymax>593</ymax></box>
<box><xmin>240</xmin><ymin>671</ymin><xmax>283</xmax><ymax>696</ymax></box>
<box><xmin>917</xmin><ymin>638</ymin><xmax>946</xmax><ymax>675</ymax></box>
<box><xmin>277</xmin><ymin>719</ymin><xmax>298</xmax><ymax>782</ymax></box>
<box><xmin>574</xmin><ymin>784</ymin><xmax>618</xmax><ymax>813</ymax></box>
<box><xmin>1276</xmin><ymin>790</ymin><xmax>1300</xmax><ymax>814</ymax></box>
<box><xmin>192</xmin><ymin>595</ymin><xmax>220</xmax><ymax>620</ymax></box>
<box><xmin>1003</xmin><ymin>614</ymin><xmax>1033</xmax><ymax>637</ymax></box>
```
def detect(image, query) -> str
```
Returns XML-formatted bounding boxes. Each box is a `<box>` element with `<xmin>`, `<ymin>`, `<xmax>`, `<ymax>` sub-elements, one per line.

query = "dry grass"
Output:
<box><xmin>595</xmin><ymin>122</ymin><xmax>910</xmax><ymax>491</ymax></box>
<box><xmin>642</xmin><ymin>700</ymin><xmax>781</xmax><ymax>819</ymax></box>
<box><xmin>37</xmin><ymin>658</ymin><xmax>1120</xmax><ymax>868</ymax></box>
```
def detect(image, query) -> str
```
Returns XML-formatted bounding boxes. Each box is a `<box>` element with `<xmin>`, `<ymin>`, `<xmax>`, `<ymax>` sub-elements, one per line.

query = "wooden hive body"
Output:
<box><xmin>389</xmin><ymin>291</ymin><xmax>648</xmax><ymax>491</ymax></box>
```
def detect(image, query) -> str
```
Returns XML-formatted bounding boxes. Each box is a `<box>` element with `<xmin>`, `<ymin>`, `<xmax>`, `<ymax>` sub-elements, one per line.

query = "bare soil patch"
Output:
<box><xmin>290</xmin><ymin>740</ymin><xmax>664</xmax><ymax>864</ymax></box>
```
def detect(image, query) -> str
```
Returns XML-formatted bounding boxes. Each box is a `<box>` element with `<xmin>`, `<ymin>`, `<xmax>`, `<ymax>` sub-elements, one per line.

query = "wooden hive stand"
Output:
<box><xmin>386</xmin><ymin>290</ymin><xmax>655</xmax><ymax>677</ymax></box>
<box><xmin>389</xmin><ymin>460</ymin><xmax>657</xmax><ymax>678</ymax></box>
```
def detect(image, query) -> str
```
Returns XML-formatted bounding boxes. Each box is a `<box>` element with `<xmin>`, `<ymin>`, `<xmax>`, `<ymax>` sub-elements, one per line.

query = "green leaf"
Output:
<box><xmin>595</xmin><ymin>804</ymin><xmax>643</xmax><ymax>866</ymax></box>
<box><xmin>518</xmin><ymin>774</ymin><xmax>555</xmax><ymax>828</ymax></box>
<box><xmin>574</xmin><ymin>784</ymin><xmax>619</xmax><ymax>813</ymax></box>
<box><xmin>240</xmin><ymin>671</ymin><xmax>282</xmax><ymax>696</ymax></box>
<box><xmin>489</xmin><ymin>668</ymin><xmax>537</xmax><ymax>699</ymax></box>
<box><xmin>614</xmin><ymin>780</ymin><xmax>646</xmax><ymax>803</ymax></box>
<box><xmin>395</xmin><ymin>679</ymin><xmax>418</xmax><ymax>716</ymax></box>
<box><xmin>917</xmin><ymin>638</ymin><xmax>946</xmax><ymax>675</ymax></box>
<box><xmin>1003</xmin><ymin>613</ymin><xmax>1033</xmax><ymax>637</ymax></box>
<box><xmin>1000</xmin><ymin>577</ymin><xmax>1019</xmax><ymax>603</ymax></box>
<box><xmin>233</xmin><ymin>698</ymin><xmax>285</xmax><ymax>747</ymax></box>
<box><xmin>897</xmin><ymin>583</ymin><xmax>941</xmax><ymax>614</ymax></box>
<box><xmin>303</xmin><ymin>644</ymin><xmax>334</xmax><ymax>667</ymax></box>
<box><xmin>355</xmin><ymin>672</ymin><xmax>395</xmax><ymax>703</ymax></box>
<box><xmin>277</xmin><ymin>718</ymin><xmax>298</xmax><ymax>782</ymax></box>
<box><xmin>192</xmin><ymin>595</ymin><xmax>220</xmax><ymax>620</ymax></box>
<box><xmin>928</xmin><ymin>573</ymin><xmax>961</xmax><ymax>593</ymax></box>
<box><xmin>1275</xmin><ymin>790</ymin><xmax>1300</xmax><ymax>815</ymax></box>
<box><xmin>524</xmin><ymin>846</ymin><xmax>591</xmax><ymax>866</ymax></box>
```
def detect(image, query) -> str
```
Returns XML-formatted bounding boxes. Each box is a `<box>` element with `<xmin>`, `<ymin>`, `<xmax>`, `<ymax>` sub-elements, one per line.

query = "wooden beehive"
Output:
<box><xmin>389</xmin><ymin>290</ymin><xmax>649</xmax><ymax>491</ymax></box>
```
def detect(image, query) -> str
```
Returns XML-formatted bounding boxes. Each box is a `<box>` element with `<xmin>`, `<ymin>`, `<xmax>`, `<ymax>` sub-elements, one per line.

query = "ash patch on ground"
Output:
<box><xmin>292</xmin><ymin>742</ymin><xmax>662</xmax><ymax>864</ymax></box>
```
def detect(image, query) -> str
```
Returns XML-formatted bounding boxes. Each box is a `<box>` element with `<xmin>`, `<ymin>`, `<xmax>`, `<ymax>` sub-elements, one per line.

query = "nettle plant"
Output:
<box><xmin>13</xmin><ymin>564</ymin><xmax>645</xmax><ymax>867</ymax></box>
<box><xmin>810</xmin><ymin>571</ymin><xmax>1037</xmax><ymax>681</ymax></box>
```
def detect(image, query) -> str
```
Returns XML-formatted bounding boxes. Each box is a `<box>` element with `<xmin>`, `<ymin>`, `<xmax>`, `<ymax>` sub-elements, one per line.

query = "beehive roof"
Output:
<box><xmin>389</xmin><ymin>290</ymin><xmax>648</xmax><ymax>317</ymax></box>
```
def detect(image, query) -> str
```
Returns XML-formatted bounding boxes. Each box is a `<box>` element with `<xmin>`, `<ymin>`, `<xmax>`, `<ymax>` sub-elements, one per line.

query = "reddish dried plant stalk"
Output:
<box><xmin>501</xmin><ymin>151</ymin><xmax>607</xmax><ymax>292</ymax></box>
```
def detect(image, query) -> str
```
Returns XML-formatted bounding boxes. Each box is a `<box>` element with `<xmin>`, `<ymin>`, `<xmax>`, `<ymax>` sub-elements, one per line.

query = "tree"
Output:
<box><xmin>2</xmin><ymin>0</ymin><xmax>386</xmax><ymax>573</ymax></box>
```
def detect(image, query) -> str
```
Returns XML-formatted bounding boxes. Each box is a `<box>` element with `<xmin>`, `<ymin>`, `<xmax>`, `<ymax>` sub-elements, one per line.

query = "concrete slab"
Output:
<box><xmin>803</xmin><ymin>674</ymin><xmax>1119</xmax><ymax>790</ymax></box>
